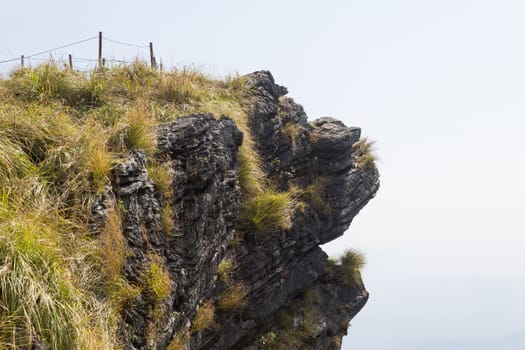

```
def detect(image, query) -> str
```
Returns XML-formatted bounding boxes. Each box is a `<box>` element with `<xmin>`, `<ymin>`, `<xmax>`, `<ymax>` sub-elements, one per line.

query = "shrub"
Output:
<box><xmin>191</xmin><ymin>300</ymin><xmax>215</xmax><ymax>333</ymax></box>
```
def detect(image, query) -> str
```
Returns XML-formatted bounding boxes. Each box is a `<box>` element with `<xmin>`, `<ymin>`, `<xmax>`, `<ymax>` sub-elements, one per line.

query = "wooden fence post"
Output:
<box><xmin>98</xmin><ymin>31</ymin><xmax>103</xmax><ymax>68</ymax></box>
<box><xmin>149</xmin><ymin>42</ymin><xmax>156</xmax><ymax>69</ymax></box>
<box><xmin>68</xmin><ymin>54</ymin><xmax>73</xmax><ymax>72</ymax></box>
<box><xmin>21</xmin><ymin>55</ymin><xmax>24</xmax><ymax>67</ymax></box>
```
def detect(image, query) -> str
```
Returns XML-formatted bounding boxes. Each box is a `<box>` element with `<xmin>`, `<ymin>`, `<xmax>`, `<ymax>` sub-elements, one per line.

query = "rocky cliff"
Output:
<box><xmin>0</xmin><ymin>66</ymin><xmax>378</xmax><ymax>350</ymax></box>
<box><xmin>91</xmin><ymin>71</ymin><xmax>379</xmax><ymax>349</ymax></box>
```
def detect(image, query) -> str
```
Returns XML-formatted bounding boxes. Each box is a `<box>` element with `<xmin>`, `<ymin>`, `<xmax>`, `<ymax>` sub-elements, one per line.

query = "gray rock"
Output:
<box><xmin>92</xmin><ymin>72</ymin><xmax>379</xmax><ymax>350</ymax></box>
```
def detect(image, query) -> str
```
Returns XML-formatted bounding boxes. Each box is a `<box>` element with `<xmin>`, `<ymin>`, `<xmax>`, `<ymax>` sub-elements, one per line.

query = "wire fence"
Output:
<box><xmin>0</xmin><ymin>32</ymin><xmax>157</xmax><ymax>73</ymax></box>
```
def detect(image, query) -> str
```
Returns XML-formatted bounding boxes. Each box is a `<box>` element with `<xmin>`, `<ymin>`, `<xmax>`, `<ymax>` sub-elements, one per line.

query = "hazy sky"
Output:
<box><xmin>1</xmin><ymin>1</ymin><xmax>524</xmax><ymax>349</ymax></box>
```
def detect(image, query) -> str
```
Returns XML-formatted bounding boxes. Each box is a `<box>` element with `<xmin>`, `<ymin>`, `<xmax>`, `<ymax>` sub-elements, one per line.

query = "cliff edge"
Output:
<box><xmin>0</xmin><ymin>66</ymin><xmax>379</xmax><ymax>350</ymax></box>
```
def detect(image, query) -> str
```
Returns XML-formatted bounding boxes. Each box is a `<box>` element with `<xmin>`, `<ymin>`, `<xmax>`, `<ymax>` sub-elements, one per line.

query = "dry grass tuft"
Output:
<box><xmin>161</xmin><ymin>204</ymin><xmax>176</xmax><ymax>236</ymax></box>
<box><xmin>339</xmin><ymin>249</ymin><xmax>366</xmax><ymax>287</ymax></box>
<box><xmin>109</xmin><ymin>106</ymin><xmax>157</xmax><ymax>156</ymax></box>
<box><xmin>167</xmin><ymin>330</ymin><xmax>190</xmax><ymax>350</ymax></box>
<box><xmin>352</xmin><ymin>137</ymin><xmax>377</xmax><ymax>170</ymax></box>
<box><xmin>148</xmin><ymin>161</ymin><xmax>174</xmax><ymax>199</ymax></box>
<box><xmin>303</xmin><ymin>177</ymin><xmax>330</xmax><ymax>214</ymax></box>
<box><xmin>217</xmin><ymin>258</ymin><xmax>234</xmax><ymax>284</ymax></box>
<box><xmin>218</xmin><ymin>283</ymin><xmax>248</xmax><ymax>311</ymax></box>
<box><xmin>191</xmin><ymin>300</ymin><xmax>216</xmax><ymax>333</ymax></box>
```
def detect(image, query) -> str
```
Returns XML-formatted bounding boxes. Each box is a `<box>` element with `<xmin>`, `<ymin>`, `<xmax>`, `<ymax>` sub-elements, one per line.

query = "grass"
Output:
<box><xmin>303</xmin><ymin>177</ymin><xmax>330</xmax><ymax>214</ymax></box>
<box><xmin>0</xmin><ymin>61</ymin><xmax>299</xmax><ymax>348</ymax></box>
<box><xmin>0</xmin><ymin>137</ymin><xmax>39</xmax><ymax>182</ymax></box>
<box><xmin>0</xmin><ymin>185</ymin><xmax>115</xmax><ymax>349</ymax></box>
<box><xmin>238</xmin><ymin>190</ymin><xmax>294</xmax><ymax>233</ymax></box>
<box><xmin>338</xmin><ymin>249</ymin><xmax>366</xmax><ymax>287</ymax></box>
<box><xmin>98</xmin><ymin>202</ymin><xmax>126</xmax><ymax>284</ymax></box>
<box><xmin>340</xmin><ymin>249</ymin><xmax>366</xmax><ymax>270</ymax></box>
<box><xmin>217</xmin><ymin>258</ymin><xmax>234</xmax><ymax>284</ymax></box>
<box><xmin>352</xmin><ymin>137</ymin><xmax>377</xmax><ymax>171</ymax></box>
<box><xmin>4</xmin><ymin>64</ymin><xmax>105</xmax><ymax>107</ymax></box>
<box><xmin>161</xmin><ymin>204</ymin><xmax>177</xmax><ymax>236</ymax></box>
<box><xmin>108</xmin><ymin>105</ymin><xmax>157</xmax><ymax>156</ymax></box>
<box><xmin>218</xmin><ymin>283</ymin><xmax>248</xmax><ymax>311</ymax></box>
<box><xmin>147</xmin><ymin>161</ymin><xmax>174</xmax><ymax>199</ymax></box>
<box><xmin>143</xmin><ymin>254</ymin><xmax>171</xmax><ymax>301</ymax></box>
<box><xmin>166</xmin><ymin>330</ymin><xmax>189</xmax><ymax>350</ymax></box>
<box><xmin>258</xmin><ymin>288</ymin><xmax>320</xmax><ymax>349</ymax></box>
<box><xmin>282</xmin><ymin>122</ymin><xmax>300</xmax><ymax>146</ymax></box>
<box><xmin>190</xmin><ymin>300</ymin><xmax>215</xmax><ymax>333</ymax></box>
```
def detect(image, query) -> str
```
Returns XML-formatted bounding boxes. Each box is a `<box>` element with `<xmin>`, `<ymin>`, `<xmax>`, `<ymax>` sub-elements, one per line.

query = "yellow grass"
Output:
<box><xmin>191</xmin><ymin>300</ymin><xmax>216</xmax><ymax>333</ymax></box>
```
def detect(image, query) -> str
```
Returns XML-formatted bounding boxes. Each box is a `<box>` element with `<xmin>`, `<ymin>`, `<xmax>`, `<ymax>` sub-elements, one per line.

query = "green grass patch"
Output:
<box><xmin>143</xmin><ymin>255</ymin><xmax>171</xmax><ymax>301</ymax></box>
<box><xmin>239</xmin><ymin>190</ymin><xmax>294</xmax><ymax>233</ymax></box>
<box><xmin>0</xmin><ymin>187</ymin><xmax>115</xmax><ymax>349</ymax></box>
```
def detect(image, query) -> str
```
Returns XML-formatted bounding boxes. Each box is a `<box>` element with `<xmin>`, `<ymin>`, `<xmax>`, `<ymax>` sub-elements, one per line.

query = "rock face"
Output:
<box><xmin>92</xmin><ymin>71</ymin><xmax>379</xmax><ymax>349</ymax></box>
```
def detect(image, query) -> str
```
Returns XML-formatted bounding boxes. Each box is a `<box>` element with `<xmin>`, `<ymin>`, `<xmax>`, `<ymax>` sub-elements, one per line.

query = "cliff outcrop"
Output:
<box><xmin>0</xmin><ymin>66</ymin><xmax>378</xmax><ymax>350</ymax></box>
<box><xmin>93</xmin><ymin>71</ymin><xmax>379</xmax><ymax>349</ymax></box>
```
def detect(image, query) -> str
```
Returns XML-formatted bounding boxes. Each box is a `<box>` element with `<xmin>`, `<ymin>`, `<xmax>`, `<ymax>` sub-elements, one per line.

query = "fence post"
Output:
<box><xmin>98</xmin><ymin>31</ymin><xmax>103</xmax><ymax>68</ymax></box>
<box><xmin>21</xmin><ymin>55</ymin><xmax>24</xmax><ymax>67</ymax></box>
<box><xmin>149</xmin><ymin>42</ymin><xmax>156</xmax><ymax>69</ymax></box>
<box><xmin>68</xmin><ymin>54</ymin><xmax>73</xmax><ymax>72</ymax></box>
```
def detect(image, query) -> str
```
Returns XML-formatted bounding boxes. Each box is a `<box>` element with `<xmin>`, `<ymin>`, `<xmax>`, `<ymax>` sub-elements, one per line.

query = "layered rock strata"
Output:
<box><xmin>92</xmin><ymin>71</ymin><xmax>379</xmax><ymax>350</ymax></box>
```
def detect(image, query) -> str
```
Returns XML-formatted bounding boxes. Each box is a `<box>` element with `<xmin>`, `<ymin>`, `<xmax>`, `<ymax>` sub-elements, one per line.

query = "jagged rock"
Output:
<box><xmin>93</xmin><ymin>72</ymin><xmax>379</xmax><ymax>350</ymax></box>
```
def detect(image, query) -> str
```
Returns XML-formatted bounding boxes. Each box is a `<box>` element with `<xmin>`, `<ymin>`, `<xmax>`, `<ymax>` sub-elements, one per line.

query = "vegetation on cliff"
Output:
<box><xmin>0</xmin><ymin>62</ymin><xmax>271</xmax><ymax>349</ymax></box>
<box><xmin>0</xmin><ymin>63</ymin><xmax>376</xmax><ymax>349</ymax></box>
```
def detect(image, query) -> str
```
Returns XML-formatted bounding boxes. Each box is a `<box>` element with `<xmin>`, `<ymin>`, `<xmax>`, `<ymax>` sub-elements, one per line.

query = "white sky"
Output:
<box><xmin>1</xmin><ymin>1</ymin><xmax>524</xmax><ymax>349</ymax></box>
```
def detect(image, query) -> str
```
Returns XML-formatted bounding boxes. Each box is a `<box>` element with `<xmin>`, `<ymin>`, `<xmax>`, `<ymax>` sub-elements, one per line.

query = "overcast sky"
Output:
<box><xmin>1</xmin><ymin>1</ymin><xmax>524</xmax><ymax>349</ymax></box>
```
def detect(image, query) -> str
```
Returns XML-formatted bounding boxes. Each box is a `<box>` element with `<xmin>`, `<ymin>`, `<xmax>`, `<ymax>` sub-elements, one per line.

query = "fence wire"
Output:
<box><xmin>0</xmin><ymin>34</ymin><xmax>152</xmax><ymax>67</ymax></box>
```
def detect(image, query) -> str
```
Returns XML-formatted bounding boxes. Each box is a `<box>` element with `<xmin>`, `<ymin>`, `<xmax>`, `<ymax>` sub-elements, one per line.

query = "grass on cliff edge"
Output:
<box><xmin>0</xmin><ymin>61</ymin><xmax>294</xmax><ymax>348</ymax></box>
